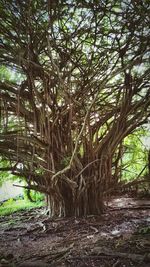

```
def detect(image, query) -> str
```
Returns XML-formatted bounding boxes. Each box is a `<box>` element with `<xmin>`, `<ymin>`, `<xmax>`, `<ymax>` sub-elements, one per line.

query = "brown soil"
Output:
<box><xmin>0</xmin><ymin>197</ymin><xmax>150</xmax><ymax>267</ymax></box>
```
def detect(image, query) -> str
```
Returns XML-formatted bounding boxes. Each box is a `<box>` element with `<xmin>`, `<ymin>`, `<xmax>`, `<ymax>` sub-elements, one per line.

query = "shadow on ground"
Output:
<box><xmin>0</xmin><ymin>197</ymin><xmax>150</xmax><ymax>267</ymax></box>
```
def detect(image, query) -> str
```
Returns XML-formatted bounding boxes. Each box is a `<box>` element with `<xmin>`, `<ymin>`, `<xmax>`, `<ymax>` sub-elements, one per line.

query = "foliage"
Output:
<box><xmin>0</xmin><ymin>0</ymin><xmax>150</xmax><ymax>216</ymax></box>
<box><xmin>122</xmin><ymin>128</ymin><xmax>149</xmax><ymax>181</ymax></box>
<box><xmin>23</xmin><ymin>188</ymin><xmax>45</xmax><ymax>202</ymax></box>
<box><xmin>0</xmin><ymin>198</ymin><xmax>44</xmax><ymax>216</ymax></box>
<box><xmin>0</xmin><ymin>65</ymin><xmax>24</xmax><ymax>83</ymax></box>
<box><xmin>138</xmin><ymin>226</ymin><xmax>150</xmax><ymax>235</ymax></box>
<box><xmin>0</xmin><ymin>157</ymin><xmax>20</xmax><ymax>186</ymax></box>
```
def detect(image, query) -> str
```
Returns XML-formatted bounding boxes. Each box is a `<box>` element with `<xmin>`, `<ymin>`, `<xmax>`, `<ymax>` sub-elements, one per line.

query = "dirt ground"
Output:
<box><xmin>0</xmin><ymin>197</ymin><xmax>150</xmax><ymax>267</ymax></box>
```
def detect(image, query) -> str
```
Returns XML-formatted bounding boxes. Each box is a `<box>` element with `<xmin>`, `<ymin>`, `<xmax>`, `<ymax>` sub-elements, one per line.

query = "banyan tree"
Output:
<box><xmin>0</xmin><ymin>0</ymin><xmax>150</xmax><ymax>216</ymax></box>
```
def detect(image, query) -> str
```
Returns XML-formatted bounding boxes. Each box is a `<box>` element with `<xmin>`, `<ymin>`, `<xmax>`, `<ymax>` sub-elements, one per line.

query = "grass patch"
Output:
<box><xmin>0</xmin><ymin>198</ymin><xmax>44</xmax><ymax>216</ymax></box>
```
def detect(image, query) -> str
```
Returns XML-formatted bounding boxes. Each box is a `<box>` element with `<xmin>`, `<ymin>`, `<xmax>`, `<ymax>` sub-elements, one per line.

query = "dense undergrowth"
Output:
<box><xmin>0</xmin><ymin>199</ymin><xmax>44</xmax><ymax>216</ymax></box>
<box><xmin>0</xmin><ymin>192</ymin><xmax>45</xmax><ymax>216</ymax></box>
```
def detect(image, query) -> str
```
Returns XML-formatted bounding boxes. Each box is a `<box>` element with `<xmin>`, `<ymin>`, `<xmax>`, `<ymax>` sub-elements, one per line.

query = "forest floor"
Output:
<box><xmin>0</xmin><ymin>196</ymin><xmax>150</xmax><ymax>267</ymax></box>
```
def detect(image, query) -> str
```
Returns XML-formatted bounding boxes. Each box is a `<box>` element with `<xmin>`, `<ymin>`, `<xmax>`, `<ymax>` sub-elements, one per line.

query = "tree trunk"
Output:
<box><xmin>45</xmin><ymin>155</ymin><xmax>112</xmax><ymax>217</ymax></box>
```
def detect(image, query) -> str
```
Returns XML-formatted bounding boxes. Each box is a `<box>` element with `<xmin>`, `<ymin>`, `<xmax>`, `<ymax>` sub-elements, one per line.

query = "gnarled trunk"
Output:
<box><xmin>45</xmin><ymin>154</ymin><xmax>112</xmax><ymax>217</ymax></box>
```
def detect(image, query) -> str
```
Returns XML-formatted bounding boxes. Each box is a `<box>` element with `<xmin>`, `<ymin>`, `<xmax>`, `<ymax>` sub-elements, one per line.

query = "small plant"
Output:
<box><xmin>139</xmin><ymin>227</ymin><xmax>150</xmax><ymax>234</ymax></box>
